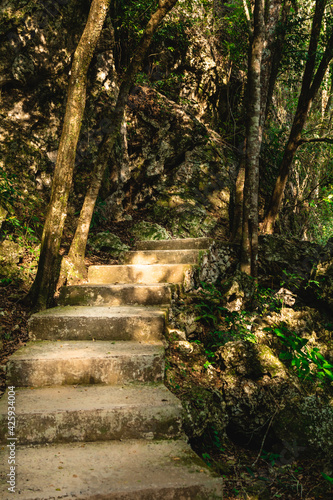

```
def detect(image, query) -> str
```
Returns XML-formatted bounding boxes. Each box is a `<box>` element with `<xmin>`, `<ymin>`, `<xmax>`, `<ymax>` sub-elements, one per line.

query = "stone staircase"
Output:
<box><xmin>0</xmin><ymin>238</ymin><xmax>223</xmax><ymax>499</ymax></box>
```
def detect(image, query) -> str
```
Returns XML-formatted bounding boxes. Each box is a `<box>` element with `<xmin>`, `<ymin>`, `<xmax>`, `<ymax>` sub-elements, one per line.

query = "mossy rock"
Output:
<box><xmin>0</xmin><ymin>239</ymin><xmax>24</xmax><ymax>265</ymax></box>
<box><xmin>88</xmin><ymin>232</ymin><xmax>129</xmax><ymax>256</ymax></box>
<box><xmin>0</xmin><ymin>206</ymin><xmax>7</xmax><ymax>229</ymax></box>
<box><xmin>131</xmin><ymin>221</ymin><xmax>172</xmax><ymax>241</ymax></box>
<box><xmin>217</xmin><ymin>341</ymin><xmax>287</xmax><ymax>380</ymax></box>
<box><xmin>181</xmin><ymin>386</ymin><xmax>228</xmax><ymax>441</ymax></box>
<box><xmin>220</xmin><ymin>270</ymin><xmax>256</xmax><ymax>311</ymax></box>
<box><xmin>152</xmin><ymin>204</ymin><xmax>217</xmax><ymax>238</ymax></box>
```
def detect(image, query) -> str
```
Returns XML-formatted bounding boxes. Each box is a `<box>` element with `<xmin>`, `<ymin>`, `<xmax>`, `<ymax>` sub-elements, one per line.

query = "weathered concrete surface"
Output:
<box><xmin>0</xmin><ymin>440</ymin><xmax>223</xmax><ymax>499</ymax></box>
<box><xmin>136</xmin><ymin>237</ymin><xmax>213</xmax><ymax>251</ymax></box>
<box><xmin>88</xmin><ymin>264</ymin><xmax>192</xmax><ymax>284</ymax></box>
<box><xmin>0</xmin><ymin>385</ymin><xmax>183</xmax><ymax>444</ymax></box>
<box><xmin>28</xmin><ymin>306</ymin><xmax>166</xmax><ymax>341</ymax></box>
<box><xmin>58</xmin><ymin>284</ymin><xmax>174</xmax><ymax>307</ymax></box>
<box><xmin>121</xmin><ymin>249</ymin><xmax>202</xmax><ymax>265</ymax></box>
<box><xmin>6</xmin><ymin>341</ymin><xmax>165</xmax><ymax>387</ymax></box>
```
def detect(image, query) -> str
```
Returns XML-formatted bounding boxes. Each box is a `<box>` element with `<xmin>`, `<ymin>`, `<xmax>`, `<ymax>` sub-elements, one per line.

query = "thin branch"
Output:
<box><xmin>297</xmin><ymin>136</ymin><xmax>333</xmax><ymax>146</ymax></box>
<box><xmin>252</xmin><ymin>408</ymin><xmax>279</xmax><ymax>467</ymax></box>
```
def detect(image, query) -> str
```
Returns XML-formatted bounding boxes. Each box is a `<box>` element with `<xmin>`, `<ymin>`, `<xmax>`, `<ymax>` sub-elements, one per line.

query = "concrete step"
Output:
<box><xmin>0</xmin><ymin>385</ymin><xmax>183</xmax><ymax>445</ymax></box>
<box><xmin>0</xmin><ymin>440</ymin><xmax>223</xmax><ymax>499</ymax></box>
<box><xmin>136</xmin><ymin>237</ymin><xmax>213</xmax><ymax>251</ymax></box>
<box><xmin>58</xmin><ymin>283</ymin><xmax>174</xmax><ymax>307</ymax></box>
<box><xmin>28</xmin><ymin>306</ymin><xmax>166</xmax><ymax>341</ymax></box>
<box><xmin>6</xmin><ymin>341</ymin><xmax>164</xmax><ymax>387</ymax></box>
<box><xmin>121</xmin><ymin>249</ymin><xmax>202</xmax><ymax>265</ymax></box>
<box><xmin>88</xmin><ymin>264</ymin><xmax>192</xmax><ymax>284</ymax></box>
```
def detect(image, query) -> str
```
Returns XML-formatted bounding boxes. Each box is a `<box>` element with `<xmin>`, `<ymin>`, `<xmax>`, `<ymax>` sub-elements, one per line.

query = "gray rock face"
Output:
<box><xmin>88</xmin><ymin>232</ymin><xmax>129</xmax><ymax>256</ymax></box>
<box><xmin>104</xmin><ymin>86</ymin><xmax>231</xmax><ymax>238</ymax></box>
<box><xmin>167</xmin><ymin>236</ymin><xmax>333</xmax><ymax>456</ymax></box>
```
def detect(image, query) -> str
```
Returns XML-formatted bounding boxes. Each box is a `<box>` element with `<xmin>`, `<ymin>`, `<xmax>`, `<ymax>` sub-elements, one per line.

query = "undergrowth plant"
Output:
<box><xmin>266</xmin><ymin>323</ymin><xmax>333</xmax><ymax>387</ymax></box>
<box><xmin>194</xmin><ymin>281</ymin><xmax>256</xmax><ymax>360</ymax></box>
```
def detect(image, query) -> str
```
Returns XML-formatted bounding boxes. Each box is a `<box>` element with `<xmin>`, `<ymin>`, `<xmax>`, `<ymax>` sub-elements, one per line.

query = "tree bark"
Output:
<box><xmin>230</xmin><ymin>140</ymin><xmax>246</xmax><ymax>244</ymax></box>
<box><xmin>262</xmin><ymin>0</ymin><xmax>333</xmax><ymax>233</ymax></box>
<box><xmin>66</xmin><ymin>0</ymin><xmax>179</xmax><ymax>280</ymax></box>
<box><xmin>241</xmin><ymin>0</ymin><xmax>265</xmax><ymax>276</ymax></box>
<box><xmin>24</xmin><ymin>0</ymin><xmax>111</xmax><ymax>310</ymax></box>
<box><xmin>231</xmin><ymin>0</ymin><xmax>288</xmax><ymax>243</ymax></box>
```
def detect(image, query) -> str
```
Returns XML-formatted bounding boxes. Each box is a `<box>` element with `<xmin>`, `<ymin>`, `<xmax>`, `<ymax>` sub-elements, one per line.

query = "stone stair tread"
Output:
<box><xmin>29</xmin><ymin>305</ymin><xmax>166</xmax><ymax>341</ymax></box>
<box><xmin>30</xmin><ymin>305</ymin><xmax>166</xmax><ymax>319</ymax></box>
<box><xmin>0</xmin><ymin>385</ymin><xmax>183</xmax><ymax>444</ymax></box>
<box><xmin>136</xmin><ymin>237</ymin><xmax>213</xmax><ymax>250</ymax></box>
<box><xmin>88</xmin><ymin>263</ymin><xmax>192</xmax><ymax>284</ymax></box>
<box><xmin>58</xmin><ymin>283</ymin><xmax>174</xmax><ymax>307</ymax></box>
<box><xmin>8</xmin><ymin>340</ymin><xmax>164</xmax><ymax>359</ymax></box>
<box><xmin>0</xmin><ymin>384</ymin><xmax>180</xmax><ymax>413</ymax></box>
<box><xmin>122</xmin><ymin>249</ymin><xmax>202</xmax><ymax>265</ymax></box>
<box><xmin>7</xmin><ymin>340</ymin><xmax>165</xmax><ymax>387</ymax></box>
<box><xmin>0</xmin><ymin>440</ymin><xmax>223</xmax><ymax>499</ymax></box>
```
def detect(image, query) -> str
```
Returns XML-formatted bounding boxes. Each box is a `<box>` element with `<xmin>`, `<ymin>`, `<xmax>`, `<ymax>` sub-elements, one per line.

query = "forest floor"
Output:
<box><xmin>0</xmin><ymin>240</ymin><xmax>332</xmax><ymax>500</ymax></box>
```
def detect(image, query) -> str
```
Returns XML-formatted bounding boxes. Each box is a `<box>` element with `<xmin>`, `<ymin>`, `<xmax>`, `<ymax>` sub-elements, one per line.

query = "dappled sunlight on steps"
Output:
<box><xmin>0</xmin><ymin>237</ymin><xmax>223</xmax><ymax>499</ymax></box>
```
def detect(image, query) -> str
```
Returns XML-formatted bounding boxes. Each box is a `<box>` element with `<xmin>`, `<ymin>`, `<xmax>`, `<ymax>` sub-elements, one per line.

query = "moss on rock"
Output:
<box><xmin>131</xmin><ymin>221</ymin><xmax>172</xmax><ymax>241</ymax></box>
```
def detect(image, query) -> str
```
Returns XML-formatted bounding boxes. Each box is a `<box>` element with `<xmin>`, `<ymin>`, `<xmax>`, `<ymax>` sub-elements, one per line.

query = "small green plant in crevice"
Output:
<box><xmin>4</xmin><ymin>214</ymin><xmax>41</xmax><ymax>255</ymax></box>
<box><xmin>253</xmin><ymin>284</ymin><xmax>283</xmax><ymax>314</ymax></box>
<box><xmin>202</xmin><ymin>452</ymin><xmax>212</xmax><ymax>467</ymax></box>
<box><xmin>321</xmin><ymin>472</ymin><xmax>333</xmax><ymax>485</ymax></box>
<box><xmin>194</xmin><ymin>281</ymin><xmax>256</xmax><ymax>353</ymax></box>
<box><xmin>267</xmin><ymin>323</ymin><xmax>333</xmax><ymax>386</ymax></box>
<box><xmin>194</xmin><ymin>281</ymin><xmax>227</xmax><ymax>326</ymax></box>
<box><xmin>260</xmin><ymin>449</ymin><xmax>281</xmax><ymax>466</ymax></box>
<box><xmin>280</xmin><ymin>269</ymin><xmax>320</xmax><ymax>293</ymax></box>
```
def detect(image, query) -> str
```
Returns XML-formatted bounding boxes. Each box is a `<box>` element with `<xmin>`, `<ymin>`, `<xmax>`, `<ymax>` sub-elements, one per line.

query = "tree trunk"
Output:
<box><xmin>24</xmin><ymin>0</ymin><xmax>111</xmax><ymax>310</ymax></box>
<box><xmin>231</xmin><ymin>0</ymin><xmax>287</xmax><ymax>243</ymax></box>
<box><xmin>241</xmin><ymin>0</ymin><xmax>265</xmax><ymax>276</ymax></box>
<box><xmin>65</xmin><ymin>0</ymin><xmax>179</xmax><ymax>281</ymax></box>
<box><xmin>230</xmin><ymin>140</ymin><xmax>246</xmax><ymax>244</ymax></box>
<box><xmin>264</xmin><ymin>0</ymin><xmax>291</xmax><ymax>121</ymax></box>
<box><xmin>262</xmin><ymin>0</ymin><xmax>333</xmax><ymax>233</ymax></box>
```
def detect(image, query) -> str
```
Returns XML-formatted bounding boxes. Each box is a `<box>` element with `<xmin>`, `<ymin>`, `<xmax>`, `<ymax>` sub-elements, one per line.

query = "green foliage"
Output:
<box><xmin>321</xmin><ymin>472</ymin><xmax>333</xmax><ymax>485</ymax></box>
<box><xmin>218</xmin><ymin>0</ymin><xmax>248</xmax><ymax>71</ymax></box>
<box><xmin>194</xmin><ymin>281</ymin><xmax>227</xmax><ymax>325</ymax></box>
<box><xmin>0</xmin><ymin>167</ymin><xmax>20</xmax><ymax>207</ymax></box>
<box><xmin>307</xmin><ymin>183</ymin><xmax>333</xmax><ymax>244</ymax></box>
<box><xmin>194</xmin><ymin>282</ymin><xmax>256</xmax><ymax>356</ymax></box>
<box><xmin>89</xmin><ymin>197</ymin><xmax>107</xmax><ymax>230</ymax></box>
<box><xmin>3</xmin><ymin>215</ymin><xmax>41</xmax><ymax>254</ymax></box>
<box><xmin>268</xmin><ymin>323</ymin><xmax>333</xmax><ymax>386</ymax></box>
<box><xmin>260</xmin><ymin>450</ymin><xmax>281</xmax><ymax>467</ymax></box>
<box><xmin>253</xmin><ymin>284</ymin><xmax>283</xmax><ymax>315</ymax></box>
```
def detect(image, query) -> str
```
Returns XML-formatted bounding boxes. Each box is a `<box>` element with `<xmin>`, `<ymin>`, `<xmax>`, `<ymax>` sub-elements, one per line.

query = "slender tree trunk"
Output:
<box><xmin>24</xmin><ymin>0</ymin><xmax>111</xmax><ymax>310</ymax></box>
<box><xmin>264</xmin><ymin>0</ymin><xmax>291</xmax><ymax>121</ymax></box>
<box><xmin>241</xmin><ymin>0</ymin><xmax>265</xmax><ymax>276</ymax></box>
<box><xmin>231</xmin><ymin>0</ymin><xmax>287</xmax><ymax>243</ymax></box>
<box><xmin>65</xmin><ymin>0</ymin><xmax>179</xmax><ymax>281</ymax></box>
<box><xmin>262</xmin><ymin>0</ymin><xmax>333</xmax><ymax>233</ymax></box>
<box><xmin>231</xmin><ymin>140</ymin><xmax>246</xmax><ymax>243</ymax></box>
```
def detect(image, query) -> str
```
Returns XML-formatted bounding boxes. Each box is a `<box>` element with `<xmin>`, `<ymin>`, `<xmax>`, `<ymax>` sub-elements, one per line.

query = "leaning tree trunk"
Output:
<box><xmin>24</xmin><ymin>0</ymin><xmax>111</xmax><ymax>310</ymax></box>
<box><xmin>262</xmin><ymin>0</ymin><xmax>333</xmax><ymax>233</ymax></box>
<box><xmin>65</xmin><ymin>0</ymin><xmax>179</xmax><ymax>282</ymax></box>
<box><xmin>240</xmin><ymin>0</ymin><xmax>265</xmax><ymax>276</ymax></box>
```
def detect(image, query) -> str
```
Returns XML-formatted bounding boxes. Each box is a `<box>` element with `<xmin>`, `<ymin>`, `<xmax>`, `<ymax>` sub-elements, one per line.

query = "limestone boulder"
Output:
<box><xmin>181</xmin><ymin>386</ymin><xmax>228</xmax><ymax>442</ymax></box>
<box><xmin>131</xmin><ymin>221</ymin><xmax>171</xmax><ymax>241</ymax></box>
<box><xmin>88</xmin><ymin>232</ymin><xmax>129</xmax><ymax>257</ymax></box>
<box><xmin>104</xmin><ymin>86</ymin><xmax>232</xmax><ymax>238</ymax></box>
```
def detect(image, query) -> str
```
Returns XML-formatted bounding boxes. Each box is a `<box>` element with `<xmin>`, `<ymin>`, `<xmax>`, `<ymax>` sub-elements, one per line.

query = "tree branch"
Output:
<box><xmin>297</xmin><ymin>136</ymin><xmax>333</xmax><ymax>146</ymax></box>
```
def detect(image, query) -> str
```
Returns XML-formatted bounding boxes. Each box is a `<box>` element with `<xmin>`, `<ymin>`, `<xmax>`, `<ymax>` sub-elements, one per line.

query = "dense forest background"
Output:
<box><xmin>1</xmin><ymin>0</ymin><xmax>333</xmax><ymax>498</ymax></box>
<box><xmin>1</xmin><ymin>0</ymin><xmax>333</xmax><ymax>267</ymax></box>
